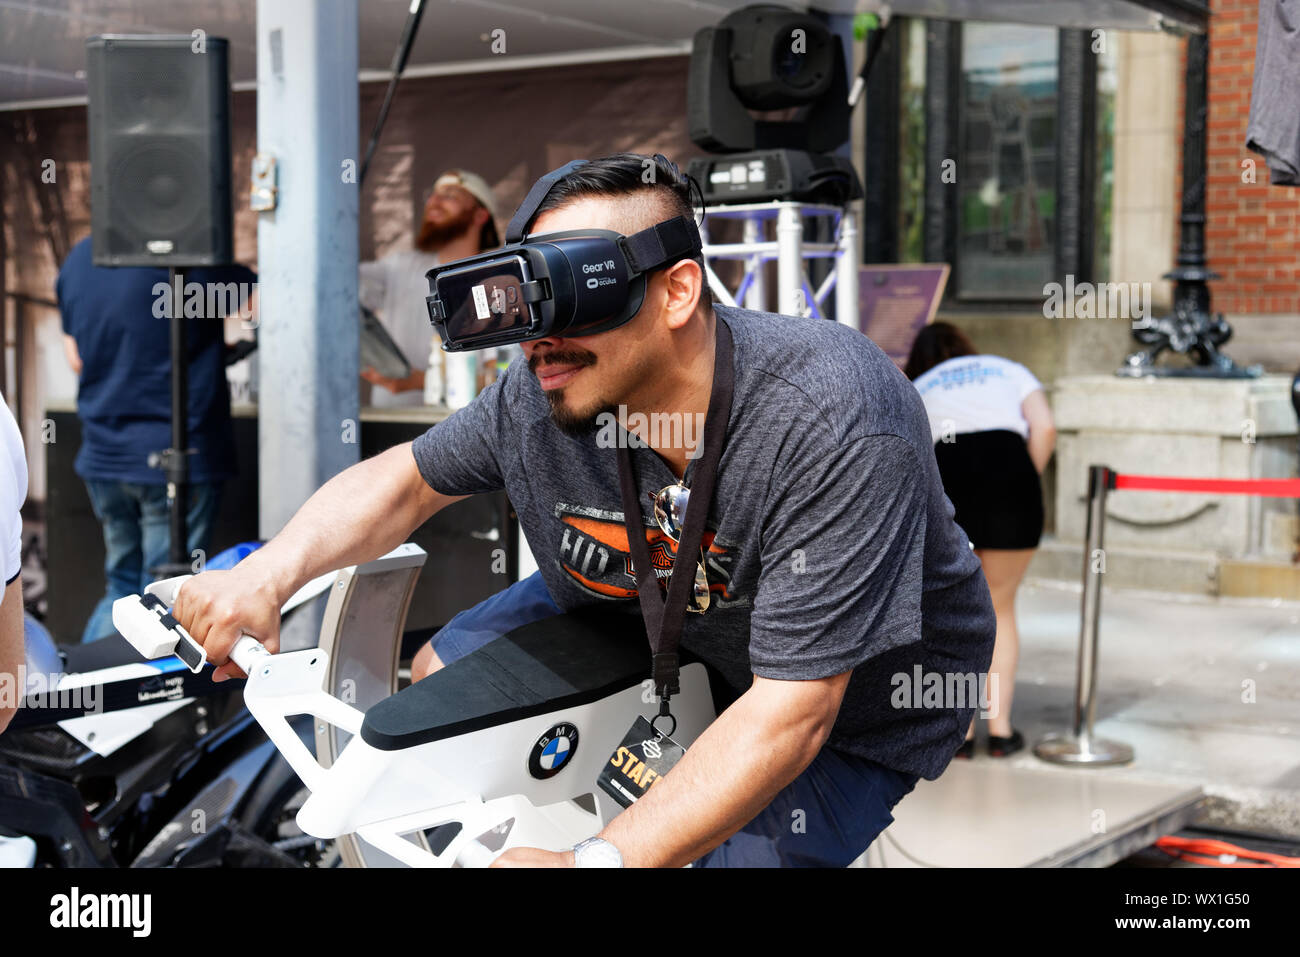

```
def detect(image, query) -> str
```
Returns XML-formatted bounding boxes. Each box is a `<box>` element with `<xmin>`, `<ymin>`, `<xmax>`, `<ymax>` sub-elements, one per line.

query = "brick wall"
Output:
<box><xmin>1183</xmin><ymin>0</ymin><xmax>1300</xmax><ymax>315</ymax></box>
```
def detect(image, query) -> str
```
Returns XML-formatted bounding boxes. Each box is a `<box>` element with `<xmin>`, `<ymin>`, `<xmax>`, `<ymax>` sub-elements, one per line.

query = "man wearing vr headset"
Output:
<box><xmin>174</xmin><ymin>153</ymin><xmax>996</xmax><ymax>868</ymax></box>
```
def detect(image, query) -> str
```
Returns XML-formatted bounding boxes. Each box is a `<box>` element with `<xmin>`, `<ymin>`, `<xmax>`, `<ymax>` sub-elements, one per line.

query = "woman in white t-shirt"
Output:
<box><xmin>906</xmin><ymin>323</ymin><xmax>1056</xmax><ymax>759</ymax></box>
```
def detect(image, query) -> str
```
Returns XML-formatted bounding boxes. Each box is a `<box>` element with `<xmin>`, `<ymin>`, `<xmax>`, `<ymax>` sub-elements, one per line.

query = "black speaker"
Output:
<box><xmin>86</xmin><ymin>35</ymin><xmax>233</xmax><ymax>267</ymax></box>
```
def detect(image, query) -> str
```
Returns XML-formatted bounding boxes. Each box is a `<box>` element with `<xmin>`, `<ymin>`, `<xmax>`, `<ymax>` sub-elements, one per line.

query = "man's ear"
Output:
<box><xmin>661</xmin><ymin>259</ymin><xmax>704</xmax><ymax>332</ymax></box>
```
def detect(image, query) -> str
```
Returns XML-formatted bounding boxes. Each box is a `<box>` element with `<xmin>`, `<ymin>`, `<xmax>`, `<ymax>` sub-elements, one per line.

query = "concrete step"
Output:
<box><xmin>1029</xmin><ymin>539</ymin><xmax>1219</xmax><ymax>595</ymax></box>
<box><xmin>1220</xmin><ymin>557</ymin><xmax>1300</xmax><ymax>600</ymax></box>
<box><xmin>1032</xmin><ymin>538</ymin><xmax>1300</xmax><ymax>599</ymax></box>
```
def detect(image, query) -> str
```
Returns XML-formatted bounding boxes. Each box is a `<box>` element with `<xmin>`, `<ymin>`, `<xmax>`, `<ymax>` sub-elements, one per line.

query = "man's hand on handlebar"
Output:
<box><xmin>166</xmin><ymin>441</ymin><xmax>459</xmax><ymax>682</ymax></box>
<box><xmin>173</xmin><ymin>567</ymin><xmax>284</xmax><ymax>682</ymax></box>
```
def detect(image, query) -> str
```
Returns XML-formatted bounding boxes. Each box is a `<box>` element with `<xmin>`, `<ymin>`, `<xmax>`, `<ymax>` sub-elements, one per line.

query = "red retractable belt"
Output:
<box><xmin>1111</xmin><ymin>474</ymin><xmax>1300</xmax><ymax>498</ymax></box>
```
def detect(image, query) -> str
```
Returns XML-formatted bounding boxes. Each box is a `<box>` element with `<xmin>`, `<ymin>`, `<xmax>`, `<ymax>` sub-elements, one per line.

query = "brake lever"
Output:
<box><xmin>113</xmin><ymin>574</ymin><xmax>271</xmax><ymax>675</ymax></box>
<box><xmin>112</xmin><ymin>589</ymin><xmax>208</xmax><ymax>673</ymax></box>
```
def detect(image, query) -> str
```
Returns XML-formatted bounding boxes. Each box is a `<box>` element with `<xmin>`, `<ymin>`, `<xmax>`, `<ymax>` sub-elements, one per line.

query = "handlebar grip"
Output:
<box><xmin>229</xmin><ymin>635</ymin><xmax>271</xmax><ymax>675</ymax></box>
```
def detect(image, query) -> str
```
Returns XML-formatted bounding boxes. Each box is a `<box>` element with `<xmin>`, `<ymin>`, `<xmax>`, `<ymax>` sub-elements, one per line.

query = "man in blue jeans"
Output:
<box><xmin>174</xmin><ymin>154</ymin><xmax>996</xmax><ymax>868</ymax></box>
<box><xmin>58</xmin><ymin>236</ymin><xmax>252</xmax><ymax>643</ymax></box>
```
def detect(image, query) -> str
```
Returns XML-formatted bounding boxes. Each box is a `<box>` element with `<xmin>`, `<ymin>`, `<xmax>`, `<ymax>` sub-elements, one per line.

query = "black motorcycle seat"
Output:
<box><xmin>60</xmin><ymin>633</ymin><xmax>152</xmax><ymax>674</ymax></box>
<box><xmin>360</xmin><ymin>610</ymin><xmax>653</xmax><ymax>752</ymax></box>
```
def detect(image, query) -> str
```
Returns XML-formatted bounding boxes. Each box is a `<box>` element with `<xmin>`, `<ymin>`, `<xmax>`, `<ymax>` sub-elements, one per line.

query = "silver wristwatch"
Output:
<box><xmin>572</xmin><ymin>837</ymin><xmax>623</xmax><ymax>868</ymax></box>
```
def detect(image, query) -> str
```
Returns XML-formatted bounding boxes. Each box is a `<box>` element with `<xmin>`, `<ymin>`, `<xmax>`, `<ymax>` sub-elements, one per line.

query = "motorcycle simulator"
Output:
<box><xmin>3</xmin><ymin>543</ymin><xmax>721</xmax><ymax>867</ymax></box>
<box><xmin>0</xmin><ymin>547</ymin><xmax>342</xmax><ymax>868</ymax></box>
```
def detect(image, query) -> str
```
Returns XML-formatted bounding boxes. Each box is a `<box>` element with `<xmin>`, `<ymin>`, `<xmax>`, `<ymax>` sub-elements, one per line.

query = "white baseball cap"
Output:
<box><xmin>433</xmin><ymin>169</ymin><xmax>500</xmax><ymax>224</ymax></box>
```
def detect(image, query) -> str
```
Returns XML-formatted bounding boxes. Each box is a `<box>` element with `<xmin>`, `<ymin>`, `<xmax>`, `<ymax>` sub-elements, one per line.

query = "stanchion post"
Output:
<box><xmin>1076</xmin><ymin>463</ymin><xmax>1109</xmax><ymax>739</ymax></box>
<box><xmin>1034</xmin><ymin>464</ymin><xmax>1135</xmax><ymax>766</ymax></box>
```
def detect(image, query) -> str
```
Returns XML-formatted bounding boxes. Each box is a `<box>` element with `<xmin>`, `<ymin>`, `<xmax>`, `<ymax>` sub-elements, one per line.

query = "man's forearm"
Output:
<box><xmin>244</xmin><ymin>443</ymin><xmax>453</xmax><ymax>604</ymax></box>
<box><xmin>595</xmin><ymin>687</ymin><xmax>833</xmax><ymax>867</ymax></box>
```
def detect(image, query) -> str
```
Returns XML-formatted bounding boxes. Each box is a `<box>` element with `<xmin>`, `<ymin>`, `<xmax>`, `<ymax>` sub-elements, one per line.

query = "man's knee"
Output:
<box><xmin>411</xmin><ymin>642</ymin><xmax>445</xmax><ymax>683</ymax></box>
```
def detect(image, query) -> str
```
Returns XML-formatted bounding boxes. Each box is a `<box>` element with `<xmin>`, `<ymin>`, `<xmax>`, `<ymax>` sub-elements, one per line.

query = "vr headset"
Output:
<box><xmin>425</xmin><ymin>158</ymin><xmax>704</xmax><ymax>351</ymax></box>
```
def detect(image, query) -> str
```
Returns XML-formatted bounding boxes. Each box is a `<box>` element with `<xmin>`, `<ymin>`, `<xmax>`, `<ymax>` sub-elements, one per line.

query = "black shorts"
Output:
<box><xmin>933</xmin><ymin>429</ymin><xmax>1043</xmax><ymax>550</ymax></box>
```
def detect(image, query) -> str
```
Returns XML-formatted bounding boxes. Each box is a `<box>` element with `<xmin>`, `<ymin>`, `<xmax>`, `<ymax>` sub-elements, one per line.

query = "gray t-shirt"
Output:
<box><xmin>412</xmin><ymin>305</ymin><xmax>996</xmax><ymax>779</ymax></box>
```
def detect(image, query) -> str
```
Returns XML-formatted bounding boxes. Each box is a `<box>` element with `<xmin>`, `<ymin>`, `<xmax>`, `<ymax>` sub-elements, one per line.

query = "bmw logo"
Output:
<box><xmin>528</xmin><ymin>722</ymin><xmax>579</xmax><ymax>780</ymax></box>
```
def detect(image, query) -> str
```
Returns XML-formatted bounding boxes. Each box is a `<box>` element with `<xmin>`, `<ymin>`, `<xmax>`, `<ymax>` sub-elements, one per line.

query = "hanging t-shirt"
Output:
<box><xmin>1246</xmin><ymin>0</ymin><xmax>1300</xmax><ymax>186</ymax></box>
<box><xmin>911</xmin><ymin>355</ymin><xmax>1044</xmax><ymax>443</ymax></box>
<box><xmin>0</xmin><ymin>400</ymin><xmax>27</xmax><ymax>586</ymax></box>
<box><xmin>410</xmin><ymin>305</ymin><xmax>997</xmax><ymax>781</ymax></box>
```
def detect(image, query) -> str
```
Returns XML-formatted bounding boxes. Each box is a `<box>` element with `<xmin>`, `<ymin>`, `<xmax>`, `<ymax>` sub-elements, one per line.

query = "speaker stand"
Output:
<box><xmin>148</xmin><ymin>266</ymin><xmax>194</xmax><ymax>580</ymax></box>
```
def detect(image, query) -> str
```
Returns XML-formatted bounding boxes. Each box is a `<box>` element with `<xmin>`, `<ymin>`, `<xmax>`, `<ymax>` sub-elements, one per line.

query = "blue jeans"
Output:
<box><xmin>431</xmin><ymin>571</ymin><xmax>921</xmax><ymax>867</ymax></box>
<box><xmin>81</xmin><ymin>480</ymin><xmax>223</xmax><ymax>644</ymax></box>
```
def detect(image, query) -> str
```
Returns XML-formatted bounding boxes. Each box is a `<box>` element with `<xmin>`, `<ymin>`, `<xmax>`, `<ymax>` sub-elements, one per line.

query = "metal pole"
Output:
<box><xmin>775</xmin><ymin>203</ymin><xmax>804</xmax><ymax>316</ymax></box>
<box><xmin>742</xmin><ymin>215</ymin><xmax>766</xmax><ymax>312</ymax></box>
<box><xmin>1120</xmin><ymin>24</ymin><xmax>1253</xmax><ymax>377</ymax></box>
<box><xmin>1034</xmin><ymin>464</ymin><xmax>1134</xmax><ymax>766</ymax></box>
<box><xmin>148</xmin><ymin>268</ymin><xmax>193</xmax><ymax>578</ymax></box>
<box><xmin>167</xmin><ymin>266</ymin><xmax>189</xmax><ymax>569</ymax></box>
<box><xmin>1168</xmin><ymin>30</ymin><xmax>1212</xmax><ymax>303</ymax></box>
<box><xmin>256</xmin><ymin>0</ymin><xmax>361</xmax><ymax>648</ymax></box>
<box><xmin>835</xmin><ymin>207</ymin><xmax>859</xmax><ymax>330</ymax></box>
<box><xmin>1291</xmin><ymin>370</ymin><xmax>1300</xmax><ymax>561</ymax></box>
<box><xmin>1075</xmin><ymin>464</ymin><xmax>1109</xmax><ymax>739</ymax></box>
<box><xmin>358</xmin><ymin>0</ymin><xmax>428</xmax><ymax>185</ymax></box>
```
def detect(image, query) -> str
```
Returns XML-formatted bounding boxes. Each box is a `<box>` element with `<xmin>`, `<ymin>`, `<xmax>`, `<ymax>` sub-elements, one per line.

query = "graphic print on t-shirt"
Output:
<box><xmin>917</xmin><ymin>362</ymin><xmax>1008</xmax><ymax>392</ymax></box>
<box><xmin>553</xmin><ymin>502</ymin><xmax>745</xmax><ymax>607</ymax></box>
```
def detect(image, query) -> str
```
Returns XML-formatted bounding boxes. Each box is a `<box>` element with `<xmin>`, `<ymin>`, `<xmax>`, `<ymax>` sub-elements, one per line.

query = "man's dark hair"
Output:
<box><xmin>525</xmin><ymin>153</ymin><xmax>714</xmax><ymax>310</ymax></box>
<box><xmin>903</xmin><ymin>321</ymin><xmax>978</xmax><ymax>380</ymax></box>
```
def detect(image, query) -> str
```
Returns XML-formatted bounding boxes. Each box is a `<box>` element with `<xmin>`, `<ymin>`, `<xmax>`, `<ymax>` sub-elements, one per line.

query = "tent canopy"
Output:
<box><xmin>836</xmin><ymin>0</ymin><xmax>1209</xmax><ymax>33</ymax></box>
<box><xmin>0</xmin><ymin>0</ymin><xmax>1210</xmax><ymax>110</ymax></box>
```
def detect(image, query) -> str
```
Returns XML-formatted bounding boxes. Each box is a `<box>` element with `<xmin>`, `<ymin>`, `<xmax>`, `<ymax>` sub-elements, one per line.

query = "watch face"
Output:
<box><xmin>575</xmin><ymin>839</ymin><xmax>622</xmax><ymax>868</ymax></box>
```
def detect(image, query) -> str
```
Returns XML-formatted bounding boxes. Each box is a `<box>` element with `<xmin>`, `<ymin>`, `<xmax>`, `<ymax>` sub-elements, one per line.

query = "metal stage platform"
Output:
<box><xmin>858</xmin><ymin>759</ymin><xmax>1203</xmax><ymax>868</ymax></box>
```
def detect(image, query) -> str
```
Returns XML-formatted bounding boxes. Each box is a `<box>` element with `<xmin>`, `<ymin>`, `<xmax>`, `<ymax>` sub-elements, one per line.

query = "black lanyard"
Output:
<box><xmin>615</xmin><ymin>317</ymin><xmax>734</xmax><ymax>724</ymax></box>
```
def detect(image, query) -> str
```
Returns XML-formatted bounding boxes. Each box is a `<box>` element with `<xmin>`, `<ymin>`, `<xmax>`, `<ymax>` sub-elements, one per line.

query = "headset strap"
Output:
<box><xmin>620</xmin><ymin>215</ymin><xmax>703</xmax><ymax>276</ymax></box>
<box><xmin>505</xmin><ymin>159</ymin><xmax>590</xmax><ymax>243</ymax></box>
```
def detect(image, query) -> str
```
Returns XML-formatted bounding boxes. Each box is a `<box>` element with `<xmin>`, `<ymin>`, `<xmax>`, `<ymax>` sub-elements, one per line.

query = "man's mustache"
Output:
<box><xmin>528</xmin><ymin>350</ymin><xmax>597</xmax><ymax>374</ymax></box>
